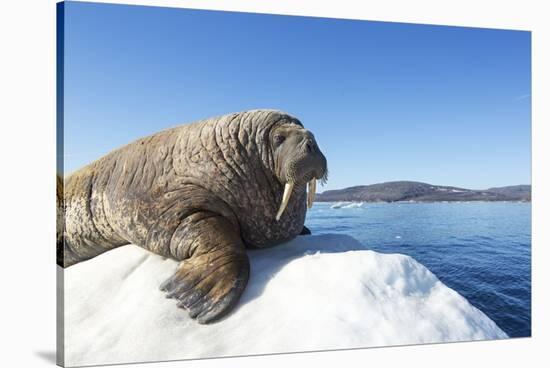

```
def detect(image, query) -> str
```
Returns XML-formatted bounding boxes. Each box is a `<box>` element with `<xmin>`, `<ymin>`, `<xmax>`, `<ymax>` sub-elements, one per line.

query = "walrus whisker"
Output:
<box><xmin>276</xmin><ymin>182</ymin><xmax>294</xmax><ymax>221</ymax></box>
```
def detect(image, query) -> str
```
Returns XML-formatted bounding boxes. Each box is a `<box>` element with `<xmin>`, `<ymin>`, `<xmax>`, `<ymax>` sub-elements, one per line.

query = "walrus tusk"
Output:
<box><xmin>276</xmin><ymin>182</ymin><xmax>294</xmax><ymax>221</ymax></box>
<box><xmin>307</xmin><ymin>178</ymin><xmax>316</xmax><ymax>209</ymax></box>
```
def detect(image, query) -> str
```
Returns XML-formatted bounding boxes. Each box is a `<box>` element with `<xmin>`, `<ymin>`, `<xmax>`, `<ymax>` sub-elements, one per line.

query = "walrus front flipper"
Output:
<box><xmin>300</xmin><ymin>225</ymin><xmax>311</xmax><ymax>235</ymax></box>
<box><xmin>160</xmin><ymin>214</ymin><xmax>250</xmax><ymax>324</ymax></box>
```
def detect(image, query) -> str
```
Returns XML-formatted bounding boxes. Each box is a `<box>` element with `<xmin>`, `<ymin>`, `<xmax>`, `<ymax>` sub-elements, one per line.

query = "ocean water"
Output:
<box><xmin>305</xmin><ymin>201</ymin><xmax>531</xmax><ymax>338</ymax></box>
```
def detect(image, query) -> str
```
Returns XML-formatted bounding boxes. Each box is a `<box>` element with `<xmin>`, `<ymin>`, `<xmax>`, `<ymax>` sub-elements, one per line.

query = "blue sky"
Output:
<box><xmin>62</xmin><ymin>1</ymin><xmax>531</xmax><ymax>191</ymax></box>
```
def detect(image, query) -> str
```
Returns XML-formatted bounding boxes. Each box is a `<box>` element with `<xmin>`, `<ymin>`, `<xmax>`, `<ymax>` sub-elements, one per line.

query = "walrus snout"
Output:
<box><xmin>271</xmin><ymin>124</ymin><xmax>327</xmax><ymax>220</ymax></box>
<box><xmin>293</xmin><ymin>132</ymin><xmax>327</xmax><ymax>183</ymax></box>
<box><xmin>302</xmin><ymin>141</ymin><xmax>327</xmax><ymax>211</ymax></box>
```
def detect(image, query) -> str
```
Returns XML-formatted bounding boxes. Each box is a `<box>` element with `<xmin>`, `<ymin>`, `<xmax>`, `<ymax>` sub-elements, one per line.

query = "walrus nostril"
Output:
<box><xmin>306</xmin><ymin>142</ymin><xmax>313</xmax><ymax>153</ymax></box>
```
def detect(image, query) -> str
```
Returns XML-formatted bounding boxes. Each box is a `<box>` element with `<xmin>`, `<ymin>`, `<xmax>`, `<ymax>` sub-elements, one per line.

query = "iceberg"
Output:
<box><xmin>60</xmin><ymin>234</ymin><xmax>507</xmax><ymax>367</ymax></box>
<box><xmin>330</xmin><ymin>202</ymin><xmax>364</xmax><ymax>209</ymax></box>
<box><xmin>342</xmin><ymin>201</ymin><xmax>364</xmax><ymax>208</ymax></box>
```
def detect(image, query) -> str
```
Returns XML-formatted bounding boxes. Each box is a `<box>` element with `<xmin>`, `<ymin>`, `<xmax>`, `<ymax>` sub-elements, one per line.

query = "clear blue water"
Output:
<box><xmin>305</xmin><ymin>202</ymin><xmax>531</xmax><ymax>338</ymax></box>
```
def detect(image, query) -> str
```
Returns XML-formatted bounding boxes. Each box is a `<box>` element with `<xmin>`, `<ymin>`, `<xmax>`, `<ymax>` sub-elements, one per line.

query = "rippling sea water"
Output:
<box><xmin>305</xmin><ymin>201</ymin><xmax>531</xmax><ymax>338</ymax></box>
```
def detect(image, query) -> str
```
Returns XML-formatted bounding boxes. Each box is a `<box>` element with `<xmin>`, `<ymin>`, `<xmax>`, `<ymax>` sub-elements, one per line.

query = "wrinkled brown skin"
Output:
<box><xmin>57</xmin><ymin>110</ymin><xmax>327</xmax><ymax>324</ymax></box>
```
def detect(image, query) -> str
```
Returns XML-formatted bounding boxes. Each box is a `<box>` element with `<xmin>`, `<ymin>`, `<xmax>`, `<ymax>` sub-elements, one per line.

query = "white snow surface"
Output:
<box><xmin>62</xmin><ymin>234</ymin><xmax>507</xmax><ymax>367</ymax></box>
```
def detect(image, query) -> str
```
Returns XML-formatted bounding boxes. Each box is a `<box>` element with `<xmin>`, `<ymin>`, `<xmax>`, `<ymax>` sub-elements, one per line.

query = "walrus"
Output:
<box><xmin>58</xmin><ymin>109</ymin><xmax>327</xmax><ymax>323</ymax></box>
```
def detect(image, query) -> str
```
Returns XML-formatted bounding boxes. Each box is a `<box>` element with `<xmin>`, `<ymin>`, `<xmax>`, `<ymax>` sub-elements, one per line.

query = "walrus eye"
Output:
<box><xmin>273</xmin><ymin>134</ymin><xmax>285</xmax><ymax>146</ymax></box>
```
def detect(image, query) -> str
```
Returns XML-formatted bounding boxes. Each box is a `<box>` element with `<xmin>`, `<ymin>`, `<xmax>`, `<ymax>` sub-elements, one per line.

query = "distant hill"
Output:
<box><xmin>485</xmin><ymin>185</ymin><xmax>532</xmax><ymax>200</ymax></box>
<box><xmin>315</xmin><ymin>181</ymin><xmax>531</xmax><ymax>202</ymax></box>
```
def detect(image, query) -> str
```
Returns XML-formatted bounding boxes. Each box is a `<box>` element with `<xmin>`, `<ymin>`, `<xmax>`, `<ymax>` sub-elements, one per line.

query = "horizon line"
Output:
<box><xmin>319</xmin><ymin>180</ymin><xmax>531</xmax><ymax>192</ymax></box>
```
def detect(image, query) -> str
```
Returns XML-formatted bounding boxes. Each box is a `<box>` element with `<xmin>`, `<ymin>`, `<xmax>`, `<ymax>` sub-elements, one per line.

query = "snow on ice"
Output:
<box><xmin>61</xmin><ymin>234</ymin><xmax>507</xmax><ymax>366</ymax></box>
